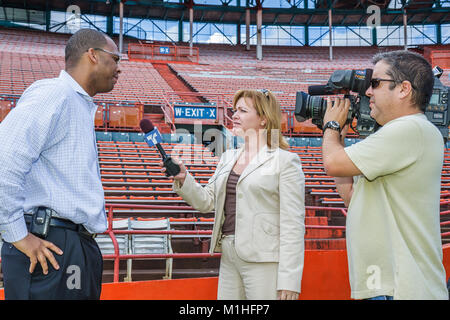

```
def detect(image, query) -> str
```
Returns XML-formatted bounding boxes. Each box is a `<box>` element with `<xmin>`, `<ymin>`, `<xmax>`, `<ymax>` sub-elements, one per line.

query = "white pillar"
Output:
<box><xmin>189</xmin><ymin>7</ymin><xmax>194</xmax><ymax>56</ymax></box>
<box><xmin>328</xmin><ymin>9</ymin><xmax>333</xmax><ymax>61</ymax></box>
<box><xmin>403</xmin><ymin>9</ymin><xmax>408</xmax><ymax>50</ymax></box>
<box><xmin>119</xmin><ymin>0</ymin><xmax>124</xmax><ymax>54</ymax></box>
<box><xmin>245</xmin><ymin>8</ymin><xmax>250</xmax><ymax>51</ymax></box>
<box><xmin>256</xmin><ymin>7</ymin><xmax>262</xmax><ymax>60</ymax></box>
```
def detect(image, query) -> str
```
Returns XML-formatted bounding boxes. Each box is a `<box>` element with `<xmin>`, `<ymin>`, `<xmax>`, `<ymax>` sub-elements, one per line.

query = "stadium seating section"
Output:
<box><xmin>0</xmin><ymin>27</ymin><xmax>449</xmax><ymax>281</ymax></box>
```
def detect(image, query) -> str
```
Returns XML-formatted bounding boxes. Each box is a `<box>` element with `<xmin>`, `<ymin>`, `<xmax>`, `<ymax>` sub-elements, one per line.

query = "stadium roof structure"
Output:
<box><xmin>1</xmin><ymin>0</ymin><xmax>449</xmax><ymax>27</ymax></box>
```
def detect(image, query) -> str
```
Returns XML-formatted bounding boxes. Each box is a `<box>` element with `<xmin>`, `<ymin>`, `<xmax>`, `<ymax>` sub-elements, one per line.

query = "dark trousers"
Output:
<box><xmin>1</xmin><ymin>224</ymin><xmax>103</xmax><ymax>300</ymax></box>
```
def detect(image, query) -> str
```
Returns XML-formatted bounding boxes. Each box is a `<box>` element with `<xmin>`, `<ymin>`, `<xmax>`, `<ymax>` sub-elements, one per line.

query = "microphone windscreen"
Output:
<box><xmin>139</xmin><ymin>119</ymin><xmax>154</xmax><ymax>133</ymax></box>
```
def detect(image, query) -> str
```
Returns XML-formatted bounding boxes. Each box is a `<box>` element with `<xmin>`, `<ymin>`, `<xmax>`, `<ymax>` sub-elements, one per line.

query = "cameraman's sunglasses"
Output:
<box><xmin>370</xmin><ymin>78</ymin><xmax>417</xmax><ymax>90</ymax></box>
<box><xmin>370</xmin><ymin>78</ymin><xmax>396</xmax><ymax>89</ymax></box>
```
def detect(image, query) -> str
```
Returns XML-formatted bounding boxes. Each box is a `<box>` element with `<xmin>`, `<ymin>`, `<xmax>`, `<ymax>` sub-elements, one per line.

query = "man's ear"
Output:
<box><xmin>86</xmin><ymin>48</ymin><xmax>99</xmax><ymax>64</ymax></box>
<box><xmin>398</xmin><ymin>80</ymin><xmax>413</xmax><ymax>99</ymax></box>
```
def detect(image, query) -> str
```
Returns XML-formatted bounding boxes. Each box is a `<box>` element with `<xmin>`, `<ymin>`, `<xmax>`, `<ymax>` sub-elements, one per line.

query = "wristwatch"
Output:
<box><xmin>323</xmin><ymin>120</ymin><xmax>341</xmax><ymax>133</ymax></box>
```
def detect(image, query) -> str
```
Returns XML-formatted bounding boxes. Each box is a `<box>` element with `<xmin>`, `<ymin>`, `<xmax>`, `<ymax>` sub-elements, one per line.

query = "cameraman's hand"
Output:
<box><xmin>323</xmin><ymin>97</ymin><xmax>351</xmax><ymax>129</ymax></box>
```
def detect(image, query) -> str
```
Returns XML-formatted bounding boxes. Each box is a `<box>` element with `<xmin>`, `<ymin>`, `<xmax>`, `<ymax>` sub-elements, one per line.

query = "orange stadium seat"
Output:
<box><xmin>95</xmin><ymin>105</ymin><xmax>104</xmax><ymax>127</ymax></box>
<box><xmin>129</xmin><ymin>196</ymin><xmax>155</xmax><ymax>200</ymax></box>
<box><xmin>129</xmin><ymin>187</ymin><xmax>154</xmax><ymax>191</ymax></box>
<box><xmin>103</xmin><ymin>186</ymin><xmax>127</xmax><ymax>190</ymax></box>
<box><xmin>0</xmin><ymin>100</ymin><xmax>12</xmax><ymax>122</ymax></box>
<box><xmin>281</xmin><ymin>112</ymin><xmax>289</xmax><ymax>132</ymax></box>
<box><xmin>127</xmin><ymin>178</ymin><xmax>149</xmax><ymax>182</ymax></box>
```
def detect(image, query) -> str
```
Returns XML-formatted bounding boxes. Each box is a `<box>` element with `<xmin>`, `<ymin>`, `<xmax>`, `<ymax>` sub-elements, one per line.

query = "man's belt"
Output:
<box><xmin>24</xmin><ymin>213</ymin><xmax>96</xmax><ymax>239</ymax></box>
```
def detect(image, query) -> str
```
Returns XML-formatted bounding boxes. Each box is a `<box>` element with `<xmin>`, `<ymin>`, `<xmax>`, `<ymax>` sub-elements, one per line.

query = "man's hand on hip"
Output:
<box><xmin>12</xmin><ymin>233</ymin><xmax>63</xmax><ymax>275</ymax></box>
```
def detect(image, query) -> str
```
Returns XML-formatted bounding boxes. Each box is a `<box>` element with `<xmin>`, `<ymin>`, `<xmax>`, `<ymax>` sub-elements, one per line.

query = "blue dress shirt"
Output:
<box><xmin>0</xmin><ymin>70</ymin><xmax>107</xmax><ymax>242</ymax></box>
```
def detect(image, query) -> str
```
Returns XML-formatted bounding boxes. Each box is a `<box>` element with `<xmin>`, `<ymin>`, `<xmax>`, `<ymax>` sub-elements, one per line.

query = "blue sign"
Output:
<box><xmin>144</xmin><ymin>128</ymin><xmax>163</xmax><ymax>147</ymax></box>
<box><xmin>159</xmin><ymin>47</ymin><xmax>170</xmax><ymax>54</ymax></box>
<box><xmin>174</xmin><ymin>106</ymin><xmax>217</xmax><ymax>119</ymax></box>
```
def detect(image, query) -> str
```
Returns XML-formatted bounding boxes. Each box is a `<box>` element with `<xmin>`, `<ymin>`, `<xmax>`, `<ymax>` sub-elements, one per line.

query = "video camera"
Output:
<box><xmin>427</xmin><ymin>66</ymin><xmax>449</xmax><ymax>140</ymax></box>
<box><xmin>295</xmin><ymin>66</ymin><xmax>449</xmax><ymax>140</ymax></box>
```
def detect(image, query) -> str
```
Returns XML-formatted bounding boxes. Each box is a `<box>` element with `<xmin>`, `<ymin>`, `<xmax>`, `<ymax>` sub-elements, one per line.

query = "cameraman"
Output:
<box><xmin>321</xmin><ymin>50</ymin><xmax>448</xmax><ymax>300</ymax></box>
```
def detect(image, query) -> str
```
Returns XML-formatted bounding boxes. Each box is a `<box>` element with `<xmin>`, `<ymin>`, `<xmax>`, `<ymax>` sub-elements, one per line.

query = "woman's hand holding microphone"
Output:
<box><xmin>159</xmin><ymin>157</ymin><xmax>188</xmax><ymax>186</ymax></box>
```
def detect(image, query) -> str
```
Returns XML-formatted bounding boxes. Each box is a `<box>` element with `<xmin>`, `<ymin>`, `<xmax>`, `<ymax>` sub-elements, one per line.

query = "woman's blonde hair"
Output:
<box><xmin>232</xmin><ymin>89</ymin><xmax>289</xmax><ymax>150</ymax></box>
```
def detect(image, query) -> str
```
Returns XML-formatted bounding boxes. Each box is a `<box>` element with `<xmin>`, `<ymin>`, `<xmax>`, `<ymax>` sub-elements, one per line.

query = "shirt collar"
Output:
<box><xmin>59</xmin><ymin>70</ymin><xmax>94</xmax><ymax>103</ymax></box>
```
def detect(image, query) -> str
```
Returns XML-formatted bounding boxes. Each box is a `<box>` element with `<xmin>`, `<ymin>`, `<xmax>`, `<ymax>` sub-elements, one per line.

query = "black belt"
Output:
<box><xmin>24</xmin><ymin>214</ymin><xmax>96</xmax><ymax>239</ymax></box>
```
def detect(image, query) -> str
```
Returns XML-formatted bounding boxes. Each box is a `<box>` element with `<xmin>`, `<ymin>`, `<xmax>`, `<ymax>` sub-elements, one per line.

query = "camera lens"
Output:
<box><xmin>295</xmin><ymin>92</ymin><xmax>327</xmax><ymax>125</ymax></box>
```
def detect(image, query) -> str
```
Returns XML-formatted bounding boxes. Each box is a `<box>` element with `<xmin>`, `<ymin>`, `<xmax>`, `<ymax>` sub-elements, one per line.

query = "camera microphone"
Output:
<box><xmin>308</xmin><ymin>85</ymin><xmax>334</xmax><ymax>96</ymax></box>
<box><xmin>308</xmin><ymin>85</ymin><xmax>348</xmax><ymax>96</ymax></box>
<box><xmin>139</xmin><ymin>119</ymin><xmax>181</xmax><ymax>177</ymax></box>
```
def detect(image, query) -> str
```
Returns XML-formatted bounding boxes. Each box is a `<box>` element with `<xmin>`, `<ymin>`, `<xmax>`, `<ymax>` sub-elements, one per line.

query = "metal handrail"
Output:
<box><xmin>103</xmin><ymin>203</ymin><xmax>349</xmax><ymax>282</ymax></box>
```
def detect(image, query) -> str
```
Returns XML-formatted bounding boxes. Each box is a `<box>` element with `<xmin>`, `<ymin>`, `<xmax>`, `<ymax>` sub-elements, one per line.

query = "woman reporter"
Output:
<box><xmin>162</xmin><ymin>89</ymin><xmax>305</xmax><ymax>300</ymax></box>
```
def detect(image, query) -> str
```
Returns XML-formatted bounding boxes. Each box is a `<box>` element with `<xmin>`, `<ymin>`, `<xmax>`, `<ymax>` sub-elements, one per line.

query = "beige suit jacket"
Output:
<box><xmin>173</xmin><ymin>145</ymin><xmax>305</xmax><ymax>292</ymax></box>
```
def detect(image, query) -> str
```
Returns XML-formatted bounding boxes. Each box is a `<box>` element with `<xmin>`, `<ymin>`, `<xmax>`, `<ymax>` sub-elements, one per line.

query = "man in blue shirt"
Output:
<box><xmin>0</xmin><ymin>29</ymin><xmax>121</xmax><ymax>299</ymax></box>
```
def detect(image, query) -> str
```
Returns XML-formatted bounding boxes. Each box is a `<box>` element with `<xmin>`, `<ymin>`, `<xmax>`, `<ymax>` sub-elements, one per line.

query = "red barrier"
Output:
<box><xmin>99</xmin><ymin>244</ymin><xmax>449</xmax><ymax>300</ymax></box>
<box><xmin>100</xmin><ymin>249</ymin><xmax>351</xmax><ymax>300</ymax></box>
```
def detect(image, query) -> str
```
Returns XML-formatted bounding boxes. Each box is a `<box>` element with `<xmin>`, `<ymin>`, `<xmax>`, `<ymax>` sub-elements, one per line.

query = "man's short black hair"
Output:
<box><xmin>65</xmin><ymin>29</ymin><xmax>108</xmax><ymax>70</ymax></box>
<box><xmin>372</xmin><ymin>50</ymin><xmax>434</xmax><ymax>112</ymax></box>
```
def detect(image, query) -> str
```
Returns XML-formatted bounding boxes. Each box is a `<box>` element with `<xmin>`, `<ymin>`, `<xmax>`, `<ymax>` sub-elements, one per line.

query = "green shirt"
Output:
<box><xmin>344</xmin><ymin>113</ymin><xmax>448</xmax><ymax>300</ymax></box>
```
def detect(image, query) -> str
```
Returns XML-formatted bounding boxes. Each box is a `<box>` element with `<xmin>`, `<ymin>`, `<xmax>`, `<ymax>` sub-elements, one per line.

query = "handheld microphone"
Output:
<box><xmin>139</xmin><ymin>119</ymin><xmax>181</xmax><ymax>177</ymax></box>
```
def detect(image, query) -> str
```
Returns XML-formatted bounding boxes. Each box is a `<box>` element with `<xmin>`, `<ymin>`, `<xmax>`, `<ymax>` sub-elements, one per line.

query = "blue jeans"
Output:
<box><xmin>366</xmin><ymin>295</ymin><xmax>393</xmax><ymax>300</ymax></box>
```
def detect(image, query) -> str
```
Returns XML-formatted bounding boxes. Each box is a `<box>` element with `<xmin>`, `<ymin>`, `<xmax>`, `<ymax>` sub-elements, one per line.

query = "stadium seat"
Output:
<box><xmin>295</xmin><ymin>137</ymin><xmax>310</xmax><ymax>147</ymax></box>
<box><xmin>95</xmin><ymin>105</ymin><xmax>105</xmax><ymax>128</ymax></box>
<box><xmin>170</xmin><ymin>133</ymin><xmax>195</xmax><ymax>144</ymax></box>
<box><xmin>0</xmin><ymin>100</ymin><xmax>12</xmax><ymax>122</ymax></box>
<box><xmin>285</xmin><ymin>137</ymin><xmax>296</xmax><ymax>146</ymax></box>
<box><xmin>130</xmin><ymin>218</ymin><xmax>170</xmax><ymax>254</ymax></box>
<box><xmin>309</xmin><ymin>137</ymin><xmax>322</xmax><ymax>147</ymax></box>
<box><xmin>344</xmin><ymin>138</ymin><xmax>356</xmax><ymax>146</ymax></box>
<box><xmin>124</xmin><ymin>107</ymin><xmax>142</xmax><ymax>129</ymax></box>
<box><xmin>129</xmin><ymin>132</ymin><xmax>145</xmax><ymax>142</ymax></box>
<box><xmin>111</xmin><ymin>132</ymin><xmax>130</xmax><ymax>142</ymax></box>
<box><xmin>96</xmin><ymin>131</ymin><xmax>113</xmax><ymax>141</ymax></box>
<box><xmin>130</xmin><ymin>218</ymin><xmax>173</xmax><ymax>279</ymax></box>
<box><xmin>95</xmin><ymin>218</ymin><xmax>130</xmax><ymax>255</ymax></box>
<box><xmin>109</xmin><ymin>106</ymin><xmax>126</xmax><ymax>128</ymax></box>
<box><xmin>281</xmin><ymin>112</ymin><xmax>289</xmax><ymax>132</ymax></box>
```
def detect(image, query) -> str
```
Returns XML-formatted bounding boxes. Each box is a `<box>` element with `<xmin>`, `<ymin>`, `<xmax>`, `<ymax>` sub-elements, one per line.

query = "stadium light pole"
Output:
<box><xmin>256</xmin><ymin>0</ymin><xmax>263</xmax><ymax>60</ymax></box>
<box><xmin>403</xmin><ymin>7</ymin><xmax>408</xmax><ymax>50</ymax></box>
<box><xmin>190</xmin><ymin>7</ymin><xmax>194</xmax><ymax>56</ymax></box>
<box><xmin>119</xmin><ymin>0</ymin><xmax>124</xmax><ymax>54</ymax></box>
<box><xmin>185</xmin><ymin>0</ymin><xmax>194</xmax><ymax>56</ymax></box>
<box><xmin>246</xmin><ymin>7</ymin><xmax>250</xmax><ymax>51</ymax></box>
<box><xmin>328</xmin><ymin>8</ymin><xmax>333</xmax><ymax>61</ymax></box>
<box><xmin>256</xmin><ymin>8</ymin><xmax>262</xmax><ymax>60</ymax></box>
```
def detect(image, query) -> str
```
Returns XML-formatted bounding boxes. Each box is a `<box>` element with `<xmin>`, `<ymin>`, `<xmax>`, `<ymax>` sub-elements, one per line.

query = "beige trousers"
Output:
<box><xmin>217</xmin><ymin>235</ymin><xmax>279</xmax><ymax>300</ymax></box>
